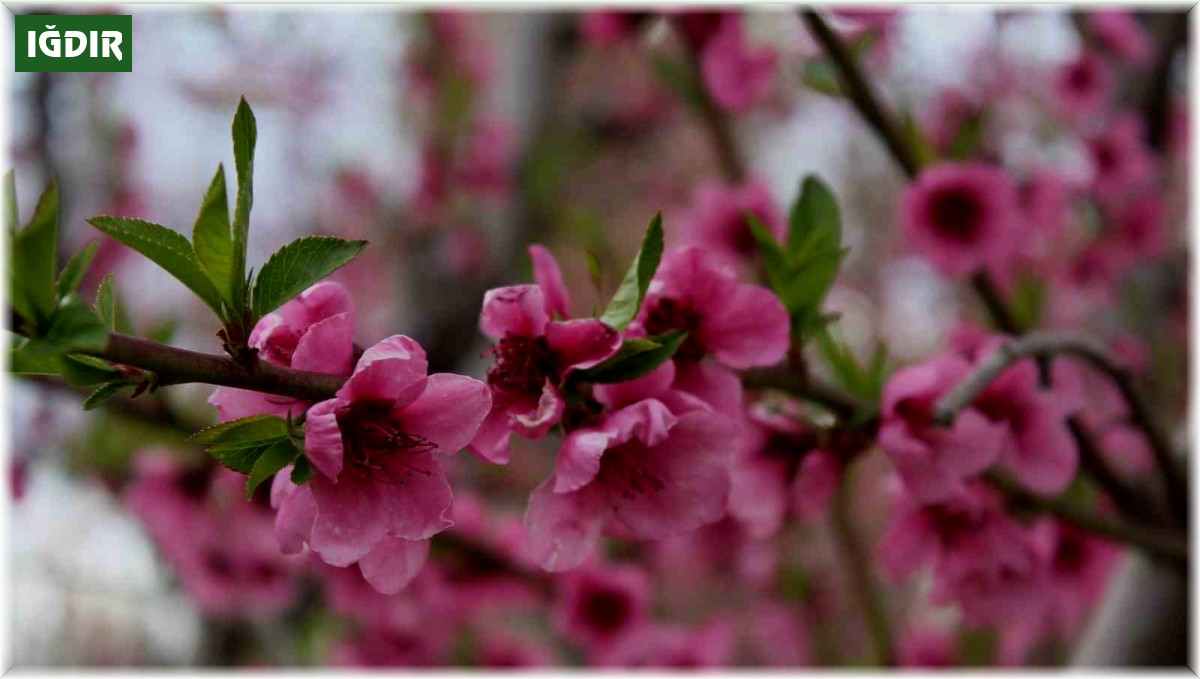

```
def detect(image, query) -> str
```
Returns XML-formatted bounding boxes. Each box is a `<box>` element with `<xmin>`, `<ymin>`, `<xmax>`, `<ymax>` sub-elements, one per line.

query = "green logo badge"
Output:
<box><xmin>15</xmin><ymin>14</ymin><xmax>132</xmax><ymax>73</ymax></box>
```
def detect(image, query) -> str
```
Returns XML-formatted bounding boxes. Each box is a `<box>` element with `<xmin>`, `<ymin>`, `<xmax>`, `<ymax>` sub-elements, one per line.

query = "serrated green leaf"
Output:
<box><xmin>190</xmin><ymin>414</ymin><xmax>289</xmax><ymax>444</ymax></box>
<box><xmin>86</xmin><ymin>216</ymin><xmax>226</xmax><ymax>317</ymax></box>
<box><xmin>251</xmin><ymin>236</ymin><xmax>368</xmax><ymax>319</ymax></box>
<box><xmin>2</xmin><ymin>171</ymin><xmax>16</xmax><ymax>234</ymax></box>
<box><xmin>12</xmin><ymin>179</ymin><xmax>60</xmax><ymax>326</ymax></box>
<box><xmin>209</xmin><ymin>436</ymin><xmax>288</xmax><ymax>475</ymax></box>
<box><xmin>574</xmin><ymin>331</ymin><xmax>687</xmax><ymax>384</ymax></box>
<box><xmin>788</xmin><ymin>176</ymin><xmax>841</xmax><ymax>256</ymax></box>
<box><xmin>18</xmin><ymin>296</ymin><xmax>109</xmax><ymax>362</ymax></box>
<box><xmin>291</xmin><ymin>455</ymin><xmax>313</xmax><ymax>485</ymax></box>
<box><xmin>246</xmin><ymin>438</ymin><xmax>301</xmax><ymax>499</ymax></box>
<box><xmin>56</xmin><ymin>240</ymin><xmax>99</xmax><ymax>300</ymax></box>
<box><xmin>598</xmin><ymin>213</ymin><xmax>663</xmax><ymax>331</ymax></box>
<box><xmin>779</xmin><ymin>247</ymin><xmax>847</xmax><ymax>316</ymax></box>
<box><xmin>95</xmin><ymin>275</ymin><xmax>116</xmax><ymax>331</ymax></box>
<box><xmin>192</xmin><ymin>164</ymin><xmax>234</xmax><ymax>302</ymax></box>
<box><xmin>10</xmin><ymin>339</ymin><xmax>62</xmax><ymax>375</ymax></box>
<box><xmin>231</xmin><ymin>97</ymin><xmax>257</xmax><ymax>312</ymax></box>
<box><xmin>83</xmin><ymin>381</ymin><xmax>133</xmax><ymax>410</ymax></box>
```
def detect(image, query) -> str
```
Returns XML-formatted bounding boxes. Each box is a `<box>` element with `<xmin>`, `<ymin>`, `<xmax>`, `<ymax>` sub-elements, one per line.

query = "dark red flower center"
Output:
<box><xmin>924</xmin><ymin>504</ymin><xmax>983</xmax><ymax>548</ymax></box>
<box><xmin>927</xmin><ymin>186</ymin><xmax>985</xmax><ymax>243</ymax></box>
<box><xmin>580</xmin><ymin>586</ymin><xmax>633</xmax><ymax>635</ymax></box>
<box><xmin>1054</xmin><ymin>533</ymin><xmax>1087</xmax><ymax>573</ymax></box>
<box><xmin>601</xmin><ymin>441</ymin><xmax>667</xmax><ymax>501</ymax></box>
<box><xmin>1092</xmin><ymin>140</ymin><xmax>1118</xmax><ymax>173</ymax></box>
<box><xmin>1066</xmin><ymin>61</ymin><xmax>1095</xmax><ymax>92</ymax></box>
<box><xmin>641</xmin><ymin>297</ymin><xmax>706</xmax><ymax>361</ymax></box>
<box><xmin>486</xmin><ymin>334</ymin><xmax>558</xmax><ymax>401</ymax></box>
<box><xmin>336</xmin><ymin>400</ymin><xmax>437</xmax><ymax>483</ymax></box>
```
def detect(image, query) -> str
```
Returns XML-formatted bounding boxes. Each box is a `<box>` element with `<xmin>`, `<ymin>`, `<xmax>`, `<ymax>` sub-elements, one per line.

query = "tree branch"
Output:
<box><xmin>741</xmin><ymin>366</ymin><xmax>874</xmax><ymax>419</ymax></box>
<box><xmin>831</xmin><ymin>467</ymin><xmax>894</xmax><ymax>665</ymax></box>
<box><xmin>75</xmin><ymin>332</ymin><xmax>345</xmax><ymax>402</ymax></box>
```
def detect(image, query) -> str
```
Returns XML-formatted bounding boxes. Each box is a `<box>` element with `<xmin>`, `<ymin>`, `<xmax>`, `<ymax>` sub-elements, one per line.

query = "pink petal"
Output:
<box><xmin>792</xmin><ymin>450</ymin><xmax>841</xmax><ymax>518</ymax></box>
<box><xmin>510</xmin><ymin>383</ymin><xmax>565</xmax><ymax>438</ymax></box>
<box><xmin>480</xmin><ymin>285</ymin><xmax>550</xmax><ymax>339</ymax></box>
<box><xmin>304</xmin><ymin>399</ymin><xmax>345</xmax><ymax>481</ymax></box>
<box><xmin>378</xmin><ymin>452</ymin><xmax>454</xmax><ymax>540</ymax></box>
<box><xmin>728</xmin><ymin>455</ymin><xmax>790</xmax><ymax>537</ymax></box>
<box><xmin>600</xmin><ymin>411</ymin><xmax>737</xmax><ymax>541</ymax></box>
<box><xmin>397</xmin><ymin>373</ymin><xmax>492</xmax><ymax>455</ymax></box>
<box><xmin>702</xmin><ymin>283</ymin><xmax>790</xmax><ymax>369</ymax></box>
<box><xmin>879</xmin><ymin>421</ymin><xmax>964</xmax><ymax>504</ymax></box>
<box><xmin>274</xmin><ymin>484</ymin><xmax>317</xmax><ymax>555</ymax></box>
<box><xmin>673</xmin><ymin>361</ymin><xmax>744</xmax><ymax>415</ymax></box>
<box><xmin>309</xmin><ymin>472</ymin><xmax>388</xmax><ymax>566</ymax></box>
<box><xmin>290</xmin><ymin>312</ymin><xmax>355</xmax><ymax>376</ymax></box>
<box><xmin>594</xmin><ymin>360</ymin><xmax>676</xmax><ymax>409</ymax></box>
<box><xmin>283</xmin><ymin>280</ymin><xmax>355</xmax><ymax>329</ymax></box>
<box><xmin>208</xmin><ymin>386</ymin><xmax>298</xmax><ymax>422</ymax></box>
<box><xmin>1002</xmin><ymin>408</ymin><xmax>1078</xmax><ymax>495</ymax></box>
<box><xmin>357</xmin><ymin>536</ymin><xmax>430</xmax><ymax>595</ymax></box>
<box><xmin>338</xmin><ymin>335</ymin><xmax>429</xmax><ymax>404</ymax></box>
<box><xmin>468</xmin><ymin>407</ymin><xmax>514</xmax><ymax>464</ymax></box>
<box><xmin>530</xmin><ymin>244</ymin><xmax>572</xmax><ymax>318</ymax></box>
<box><xmin>524</xmin><ymin>477</ymin><xmax>605</xmax><ymax>572</ymax></box>
<box><xmin>555</xmin><ymin>429</ymin><xmax>616</xmax><ymax>494</ymax></box>
<box><xmin>546</xmin><ymin>319</ymin><xmax>621</xmax><ymax>372</ymax></box>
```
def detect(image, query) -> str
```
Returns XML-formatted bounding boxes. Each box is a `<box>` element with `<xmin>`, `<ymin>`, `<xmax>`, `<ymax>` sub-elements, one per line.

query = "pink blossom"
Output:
<box><xmin>1086</xmin><ymin>10</ymin><xmax>1151</xmax><ymax>66</ymax></box>
<box><xmin>898</xmin><ymin>627</ymin><xmax>958</xmax><ymax>667</ymax></box>
<box><xmin>209</xmin><ymin>281</ymin><xmax>355</xmax><ymax>422</ymax></box>
<box><xmin>124</xmin><ymin>453</ymin><xmax>301</xmax><ymax>617</ymax></box>
<box><xmin>453</xmin><ymin>118</ymin><xmax>512</xmax><ymax>199</ymax></box>
<box><xmin>525</xmin><ymin>398</ymin><xmax>738</xmax><ymax>571</ymax></box>
<box><xmin>593</xmin><ymin>620</ymin><xmax>734</xmax><ymax>668</ymax></box>
<box><xmin>700</xmin><ymin>15</ymin><xmax>777</xmax><ymax>113</ymax></box>
<box><xmin>1021</xmin><ymin>170</ymin><xmax>1077</xmax><ymax>246</ymax></box>
<box><xmin>634</xmin><ymin>246</ymin><xmax>789</xmax><ymax>370</ymax></box>
<box><xmin>272</xmin><ymin>334</ymin><xmax>491</xmax><ymax>593</ymax></box>
<box><xmin>553</xmin><ymin>563</ymin><xmax>651</xmax><ymax>650</ymax></box>
<box><xmin>470</xmin><ymin>246</ymin><xmax>621</xmax><ymax>463</ymax></box>
<box><xmin>678</xmin><ymin>180</ymin><xmax>786</xmax><ymax>265</ymax></box>
<box><xmin>1033</xmin><ymin>520</ymin><xmax>1122</xmax><ymax>635</ymax></box>
<box><xmin>879</xmin><ymin>479</ymin><xmax>1051</xmax><ymax>627</ymax></box>
<box><xmin>1054</xmin><ymin>51</ymin><xmax>1111</xmax><ymax>118</ymax></box>
<box><xmin>477</xmin><ymin>634</ymin><xmax>556</xmax><ymax>667</ymax></box>
<box><xmin>879</xmin><ymin>355</ymin><xmax>1007</xmax><ymax>503</ymax></box>
<box><xmin>1105</xmin><ymin>193</ymin><xmax>1166</xmax><ymax>271</ymax></box>
<box><xmin>900</xmin><ymin>163</ymin><xmax>1022</xmax><ymax>278</ymax></box>
<box><xmin>1087</xmin><ymin>114</ymin><xmax>1154</xmax><ymax>202</ymax></box>
<box><xmin>579</xmin><ymin>12</ymin><xmax>644</xmax><ymax>47</ymax></box>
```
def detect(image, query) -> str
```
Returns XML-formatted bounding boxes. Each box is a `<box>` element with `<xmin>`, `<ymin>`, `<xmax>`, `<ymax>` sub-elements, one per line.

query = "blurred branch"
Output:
<box><xmin>673</xmin><ymin>30</ymin><xmax>748</xmax><ymax>183</ymax></box>
<box><xmin>1142</xmin><ymin>12</ymin><xmax>1187</xmax><ymax>152</ymax></box>
<box><xmin>830</xmin><ymin>466</ymin><xmax>894</xmax><ymax>666</ymax></box>
<box><xmin>932</xmin><ymin>332</ymin><xmax>1186</xmax><ymax>521</ymax></box>
<box><xmin>741</xmin><ymin>366</ymin><xmax>874</xmax><ymax>420</ymax></box>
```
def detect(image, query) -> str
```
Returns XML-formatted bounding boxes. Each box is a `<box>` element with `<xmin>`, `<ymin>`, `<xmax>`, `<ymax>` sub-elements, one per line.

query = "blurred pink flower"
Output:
<box><xmin>879</xmin><ymin>355</ymin><xmax>1006</xmax><ymax>503</ymax></box>
<box><xmin>553</xmin><ymin>563</ymin><xmax>651</xmax><ymax>650</ymax></box>
<box><xmin>1086</xmin><ymin>10</ymin><xmax>1151</xmax><ymax>66</ymax></box>
<box><xmin>273</xmin><ymin>335</ymin><xmax>490</xmax><ymax>592</ymax></box>
<box><xmin>1034</xmin><ymin>520</ymin><xmax>1123</xmax><ymax>635</ymax></box>
<box><xmin>678</xmin><ymin>180</ymin><xmax>785</xmax><ymax>264</ymax></box>
<box><xmin>525</xmin><ymin>398</ymin><xmax>738</xmax><ymax>571</ymax></box>
<box><xmin>125</xmin><ymin>453</ymin><xmax>301</xmax><ymax>617</ymax></box>
<box><xmin>634</xmin><ymin>246</ymin><xmax>789</xmax><ymax>369</ymax></box>
<box><xmin>471</xmin><ymin>247</ymin><xmax>622</xmax><ymax>463</ymax></box>
<box><xmin>900</xmin><ymin>163</ymin><xmax>1022</xmax><ymax>278</ymax></box>
<box><xmin>1087</xmin><ymin>114</ymin><xmax>1154</xmax><ymax>202</ymax></box>
<box><xmin>1055</xmin><ymin>51</ymin><xmax>1111</xmax><ymax>118</ymax></box>
<box><xmin>209</xmin><ymin>281</ymin><xmax>355</xmax><ymax>422</ymax></box>
<box><xmin>897</xmin><ymin>627</ymin><xmax>959</xmax><ymax>667</ymax></box>
<box><xmin>579</xmin><ymin>11</ymin><xmax>644</xmax><ymax>47</ymax></box>
<box><xmin>453</xmin><ymin>118</ymin><xmax>512</xmax><ymax>198</ymax></box>
<box><xmin>1106</xmin><ymin>193</ymin><xmax>1166</xmax><ymax>271</ymax></box>
<box><xmin>593</xmin><ymin>620</ymin><xmax>734</xmax><ymax>668</ymax></box>
<box><xmin>700</xmin><ymin>15</ymin><xmax>777</xmax><ymax>113</ymax></box>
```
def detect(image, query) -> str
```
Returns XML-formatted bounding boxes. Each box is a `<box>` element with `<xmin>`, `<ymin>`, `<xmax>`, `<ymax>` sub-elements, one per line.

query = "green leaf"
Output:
<box><xmin>86</xmin><ymin>216</ymin><xmax>226</xmax><ymax>317</ymax></box>
<box><xmin>59</xmin><ymin>354</ymin><xmax>121</xmax><ymax>387</ymax></box>
<box><xmin>788</xmin><ymin>176</ymin><xmax>841</xmax><ymax>256</ymax></box>
<box><xmin>191</xmin><ymin>414</ymin><xmax>289</xmax><ymax>445</ymax></box>
<box><xmin>574</xmin><ymin>331</ymin><xmax>687</xmax><ymax>384</ymax></box>
<box><xmin>291</xmin><ymin>455</ymin><xmax>313</xmax><ymax>485</ymax></box>
<box><xmin>10</xmin><ymin>339</ymin><xmax>62</xmax><ymax>375</ymax></box>
<box><xmin>749</xmin><ymin>215</ymin><xmax>789</xmax><ymax>289</ymax></box>
<box><xmin>56</xmin><ymin>240</ymin><xmax>99</xmax><ymax>300</ymax></box>
<box><xmin>598</xmin><ymin>213</ymin><xmax>663</xmax><ymax>331</ymax></box>
<box><xmin>801</xmin><ymin>58</ymin><xmax>843</xmax><ymax>96</ymax></box>
<box><xmin>209</xmin><ymin>436</ymin><xmax>289</xmax><ymax>475</ymax></box>
<box><xmin>3</xmin><ymin>171</ymin><xmax>16</xmax><ymax>234</ymax></box>
<box><xmin>83</xmin><ymin>381</ymin><xmax>134</xmax><ymax>410</ymax></box>
<box><xmin>94</xmin><ymin>275</ymin><xmax>116</xmax><ymax>331</ymax></box>
<box><xmin>246</xmin><ymin>438</ymin><xmax>301</xmax><ymax>499</ymax></box>
<box><xmin>947</xmin><ymin>111</ymin><xmax>988</xmax><ymax>161</ymax></box>
<box><xmin>251</xmin><ymin>236</ymin><xmax>368</xmax><ymax>318</ymax></box>
<box><xmin>779</xmin><ymin>247</ymin><xmax>847</xmax><ymax>316</ymax></box>
<box><xmin>652</xmin><ymin>55</ymin><xmax>704</xmax><ymax>110</ymax></box>
<box><xmin>231</xmin><ymin>97</ymin><xmax>257</xmax><ymax>312</ymax></box>
<box><xmin>30</xmin><ymin>296</ymin><xmax>109</xmax><ymax>354</ymax></box>
<box><xmin>191</xmin><ymin>164</ymin><xmax>234</xmax><ymax>302</ymax></box>
<box><xmin>12</xmin><ymin>179</ymin><xmax>60</xmax><ymax>326</ymax></box>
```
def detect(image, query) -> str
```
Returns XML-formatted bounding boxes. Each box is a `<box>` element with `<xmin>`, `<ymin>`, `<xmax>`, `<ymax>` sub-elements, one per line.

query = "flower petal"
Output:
<box><xmin>208</xmin><ymin>387</ymin><xmax>297</xmax><ymax>422</ymax></box>
<box><xmin>339</xmin><ymin>335</ymin><xmax>429</xmax><ymax>404</ymax></box>
<box><xmin>673</xmin><ymin>361</ymin><xmax>744</xmax><ymax>415</ymax></box>
<box><xmin>395</xmin><ymin>373</ymin><xmax>492</xmax><ymax>456</ymax></box>
<box><xmin>546</xmin><ymin>319</ymin><xmax>621</xmax><ymax>373</ymax></box>
<box><xmin>701</xmin><ymin>283</ymin><xmax>790</xmax><ymax>369</ymax></box>
<box><xmin>480</xmin><ymin>285</ymin><xmax>549</xmax><ymax>339</ymax></box>
<box><xmin>594</xmin><ymin>360</ymin><xmax>676</xmax><ymax>409</ymax></box>
<box><xmin>530</xmin><ymin>244</ymin><xmax>572</xmax><ymax>318</ymax></box>
<box><xmin>510</xmin><ymin>382</ymin><xmax>565</xmax><ymax>438</ymax></box>
<box><xmin>524</xmin><ymin>477</ymin><xmax>605</xmax><ymax>572</ymax></box>
<box><xmin>304</xmin><ymin>399</ymin><xmax>345</xmax><ymax>481</ymax></box>
<box><xmin>274</xmin><ymin>484</ymin><xmax>317</xmax><ymax>555</ymax></box>
<box><xmin>378</xmin><ymin>452</ymin><xmax>454</xmax><ymax>540</ymax></box>
<box><xmin>291</xmin><ymin>312</ymin><xmax>355</xmax><ymax>376</ymax></box>
<box><xmin>357</xmin><ymin>536</ymin><xmax>430</xmax><ymax>595</ymax></box>
<box><xmin>468</xmin><ymin>407</ymin><xmax>514</xmax><ymax>464</ymax></box>
<box><xmin>309</xmin><ymin>472</ymin><xmax>388</xmax><ymax>567</ymax></box>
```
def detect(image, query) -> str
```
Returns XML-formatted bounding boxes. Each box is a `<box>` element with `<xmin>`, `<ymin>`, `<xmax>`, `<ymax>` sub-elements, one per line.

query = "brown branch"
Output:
<box><xmin>741</xmin><ymin>366</ymin><xmax>873</xmax><ymax>419</ymax></box>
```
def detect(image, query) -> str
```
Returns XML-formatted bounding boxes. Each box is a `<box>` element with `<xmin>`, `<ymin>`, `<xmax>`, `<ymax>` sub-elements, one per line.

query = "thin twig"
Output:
<box><xmin>676</xmin><ymin>25</ymin><xmax>748</xmax><ymax>183</ymax></box>
<box><xmin>741</xmin><ymin>366</ymin><xmax>874</xmax><ymax>419</ymax></box>
<box><xmin>984</xmin><ymin>470</ymin><xmax>1186</xmax><ymax>568</ymax></box>
<box><xmin>1068</xmin><ymin>415</ymin><xmax>1162</xmax><ymax>524</ymax></box>
<box><xmin>930</xmin><ymin>332</ymin><xmax>1186</xmax><ymax>520</ymax></box>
